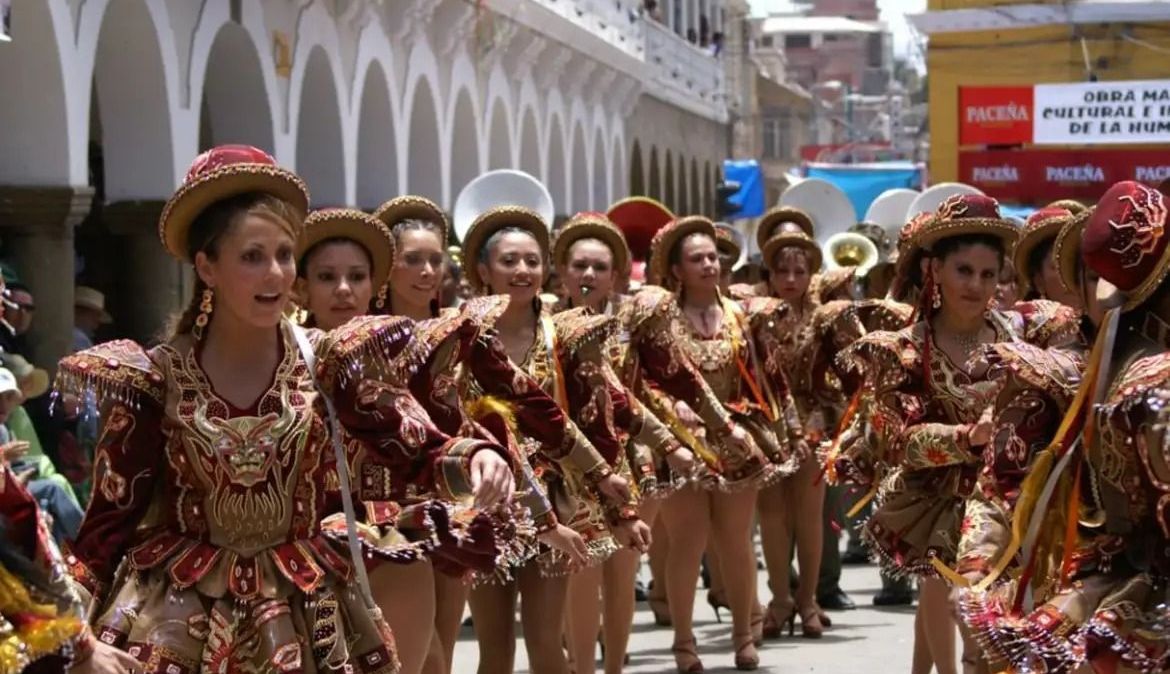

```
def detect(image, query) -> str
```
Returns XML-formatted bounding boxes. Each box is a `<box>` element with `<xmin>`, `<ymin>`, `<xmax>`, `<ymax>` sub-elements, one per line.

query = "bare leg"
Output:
<box><xmin>600</xmin><ymin>498</ymin><xmax>658</xmax><ymax>674</ymax></box>
<box><xmin>793</xmin><ymin>462</ymin><xmax>826</xmax><ymax>635</ymax></box>
<box><xmin>370</xmin><ymin>560</ymin><xmax>436</xmax><ymax>674</ymax></box>
<box><xmin>710</xmin><ymin>488</ymin><xmax>762</xmax><ymax>665</ymax></box>
<box><xmin>920</xmin><ymin>577</ymin><xmax>958</xmax><ymax>674</ymax></box>
<box><xmin>518</xmin><ymin>564</ymin><xmax>572</xmax><ymax>674</ymax></box>
<box><xmin>467</xmin><ymin>579</ymin><xmax>519</xmax><ymax>674</ymax></box>
<box><xmin>912</xmin><ymin>596</ymin><xmax>933</xmax><ymax>674</ymax></box>
<box><xmin>431</xmin><ymin>572</ymin><xmax>470</xmax><ymax>674</ymax></box>
<box><xmin>659</xmin><ymin>486</ymin><xmax>712</xmax><ymax>669</ymax></box>
<box><xmin>756</xmin><ymin>480</ymin><xmax>794</xmax><ymax>631</ymax></box>
<box><xmin>646</xmin><ymin>509</ymin><xmax>671</xmax><ymax>625</ymax></box>
<box><xmin>567</xmin><ymin>564</ymin><xmax>603</xmax><ymax>674</ymax></box>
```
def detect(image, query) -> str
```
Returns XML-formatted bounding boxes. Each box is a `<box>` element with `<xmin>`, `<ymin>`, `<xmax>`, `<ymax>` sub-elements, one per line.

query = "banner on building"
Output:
<box><xmin>959</xmin><ymin>148</ymin><xmax>1170</xmax><ymax>203</ymax></box>
<box><xmin>959</xmin><ymin>80</ymin><xmax>1170</xmax><ymax>146</ymax></box>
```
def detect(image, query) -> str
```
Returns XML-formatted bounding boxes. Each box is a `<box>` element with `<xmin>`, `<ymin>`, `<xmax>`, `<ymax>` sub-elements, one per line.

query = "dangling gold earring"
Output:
<box><xmin>194</xmin><ymin>288</ymin><xmax>214</xmax><ymax>340</ymax></box>
<box><xmin>375</xmin><ymin>285</ymin><xmax>388</xmax><ymax>312</ymax></box>
<box><xmin>931</xmin><ymin>281</ymin><xmax>941</xmax><ymax>309</ymax></box>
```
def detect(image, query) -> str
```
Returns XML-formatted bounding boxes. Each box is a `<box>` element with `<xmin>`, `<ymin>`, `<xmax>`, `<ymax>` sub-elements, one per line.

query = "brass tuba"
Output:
<box><xmin>823</xmin><ymin>231</ymin><xmax>879</xmax><ymax>273</ymax></box>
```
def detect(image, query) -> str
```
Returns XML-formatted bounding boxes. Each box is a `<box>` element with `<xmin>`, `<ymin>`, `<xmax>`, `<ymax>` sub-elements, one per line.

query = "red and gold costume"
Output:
<box><xmin>0</xmin><ymin>464</ymin><xmax>91</xmax><ymax>674</ymax></box>
<box><xmin>645</xmin><ymin>217</ymin><xmax>807</xmax><ymax>490</ymax></box>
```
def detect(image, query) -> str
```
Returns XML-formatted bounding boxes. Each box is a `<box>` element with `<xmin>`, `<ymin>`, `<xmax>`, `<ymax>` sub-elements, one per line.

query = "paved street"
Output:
<box><xmin>451</xmin><ymin>562</ymin><xmax>918</xmax><ymax>673</ymax></box>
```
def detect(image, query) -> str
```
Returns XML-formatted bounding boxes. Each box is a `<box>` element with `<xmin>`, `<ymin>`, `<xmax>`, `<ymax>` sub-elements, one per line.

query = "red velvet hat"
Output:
<box><xmin>607</xmin><ymin>197</ymin><xmax>675</xmax><ymax>262</ymax></box>
<box><xmin>1013</xmin><ymin>206</ymin><xmax>1073</xmax><ymax>295</ymax></box>
<box><xmin>159</xmin><ymin>145</ymin><xmax>309</xmax><ymax>262</ymax></box>
<box><xmin>1081</xmin><ymin>181</ymin><xmax>1170</xmax><ymax>310</ymax></box>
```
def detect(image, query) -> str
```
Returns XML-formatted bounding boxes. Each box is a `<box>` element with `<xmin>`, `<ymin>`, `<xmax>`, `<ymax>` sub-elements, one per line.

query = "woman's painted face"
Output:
<box><xmin>930</xmin><ymin>243</ymin><xmax>1002</xmax><ymax>319</ymax></box>
<box><xmin>562</xmin><ymin>238</ymin><xmax>616</xmax><ymax>307</ymax></box>
<box><xmin>672</xmin><ymin>234</ymin><xmax>720</xmax><ymax>292</ymax></box>
<box><xmin>299</xmin><ymin>240</ymin><xmax>372</xmax><ymax>331</ymax></box>
<box><xmin>479</xmin><ymin>230</ymin><xmax>543</xmax><ymax>304</ymax></box>
<box><xmin>1034</xmin><ymin>247</ymin><xmax>1082</xmax><ymax>310</ymax></box>
<box><xmin>768</xmin><ymin>247</ymin><xmax>812</xmax><ymax>302</ymax></box>
<box><xmin>197</xmin><ymin>215</ymin><xmax>297</xmax><ymax>332</ymax></box>
<box><xmin>391</xmin><ymin>228</ymin><xmax>444</xmax><ymax>310</ymax></box>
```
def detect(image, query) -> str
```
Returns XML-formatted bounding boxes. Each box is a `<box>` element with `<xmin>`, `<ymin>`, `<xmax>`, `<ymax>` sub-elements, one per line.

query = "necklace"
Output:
<box><xmin>951</xmin><ymin>329</ymin><xmax>982</xmax><ymax>352</ymax></box>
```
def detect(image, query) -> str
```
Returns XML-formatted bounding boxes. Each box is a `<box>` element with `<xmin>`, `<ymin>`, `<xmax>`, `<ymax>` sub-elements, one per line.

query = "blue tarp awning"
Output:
<box><xmin>802</xmin><ymin>162</ymin><xmax>925</xmax><ymax>221</ymax></box>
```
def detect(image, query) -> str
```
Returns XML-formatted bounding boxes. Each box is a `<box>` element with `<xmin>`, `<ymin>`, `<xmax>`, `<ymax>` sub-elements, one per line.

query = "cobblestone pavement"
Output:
<box><xmin>451</xmin><ymin>563</ymin><xmax>920</xmax><ymax>673</ymax></box>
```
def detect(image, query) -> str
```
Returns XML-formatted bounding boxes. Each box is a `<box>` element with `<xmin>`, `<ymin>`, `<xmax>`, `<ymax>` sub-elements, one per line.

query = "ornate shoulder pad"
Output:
<box><xmin>812</xmin><ymin>268</ymin><xmax>855</xmax><ymax>303</ymax></box>
<box><xmin>855</xmin><ymin>299</ymin><xmax>914</xmax><ymax>332</ymax></box>
<box><xmin>727</xmin><ymin>282</ymin><xmax>763</xmax><ymax>301</ymax></box>
<box><xmin>552</xmin><ymin>307</ymin><xmax>618</xmax><ymax>356</ymax></box>
<box><xmin>1102</xmin><ymin>353</ymin><xmax>1170</xmax><ymax>501</ymax></box>
<box><xmin>986</xmin><ymin>341</ymin><xmax>1084</xmax><ymax>404</ymax></box>
<box><xmin>627</xmin><ymin>285</ymin><xmax>677</xmax><ymax>337</ymax></box>
<box><xmin>836</xmin><ymin>327</ymin><xmax>919</xmax><ymax>392</ymax></box>
<box><xmin>404</xmin><ymin>311</ymin><xmax>477</xmax><ymax>369</ymax></box>
<box><xmin>1008</xmin><ymin>300</ymin><xmax>1082</xmax><ymax>349</ymax></box>
<box><xmin>316</xmin><ymin>315</ymin><xmax>414</xmax><ymax>395</ymax></box>
<box><xmin>737</xmin><ymin>295</ymin><xmax>797</xmax><ymax>333</ymax></box>
<box><xmin>461</xmin><ymin>295</ymin><xmax>510</xmax><ymax>331</ymax></box>
<box><xmin>55</xmin><ymin>340</ymin><xmax>166</xmax><ymax>408</ymax></box>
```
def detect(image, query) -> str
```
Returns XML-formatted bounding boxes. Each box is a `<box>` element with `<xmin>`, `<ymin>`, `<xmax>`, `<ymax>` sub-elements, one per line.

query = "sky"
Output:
<box><xmin>747</xmin><ymin>0</ymin><xmax>928</xmax><ymax>62</ymax></box>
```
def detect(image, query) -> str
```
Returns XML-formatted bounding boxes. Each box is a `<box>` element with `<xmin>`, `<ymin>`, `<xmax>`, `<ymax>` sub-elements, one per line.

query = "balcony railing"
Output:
<box><xmin>529</xmin><ymin>0</ymin><xmax>646</xmax><ymax>59</ymax></box>
<box><xmin>644</xmin><ymin>19</ymin><xmax>728</xmax><ymax>122</ymax></box>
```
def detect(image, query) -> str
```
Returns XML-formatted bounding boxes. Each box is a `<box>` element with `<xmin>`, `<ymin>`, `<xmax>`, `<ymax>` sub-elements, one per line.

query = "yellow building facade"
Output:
<box><xmin>924</xmin><ymin>0</ymin><xmax>1170</xmax><ymax>184</ymax></box>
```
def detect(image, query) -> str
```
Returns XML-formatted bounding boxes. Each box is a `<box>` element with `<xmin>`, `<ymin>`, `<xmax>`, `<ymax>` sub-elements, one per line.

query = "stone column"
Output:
<box><xmin>0</xmin><ymin>186</ymin><xmax>94</xmax><ymax>372</ymax></box>
<box><xmin>103</xmin><ymin>201</ymin><xmax>188</xmax><ymax>344</ymax></box>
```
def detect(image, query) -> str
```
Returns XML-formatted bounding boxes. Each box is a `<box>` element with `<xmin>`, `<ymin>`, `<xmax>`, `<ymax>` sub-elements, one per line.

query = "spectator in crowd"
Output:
<box><xmin>643</xmin><ymin>0</ymin><xmax>662</xmax><ymax>21</ymax></box>
<box><xmin>72</xmin><ymin>285</ymin><xmax>112</xmax><ymax>353</ymax></box>
<box><xmin>5</xmin><ymin>282</ymin><xmax>35</xmax><ymax>356</ymax></box>
<box><xmin>0</xmin><ymin>366</ymin><xmax>84</xmax><ymax>543</ymax></box>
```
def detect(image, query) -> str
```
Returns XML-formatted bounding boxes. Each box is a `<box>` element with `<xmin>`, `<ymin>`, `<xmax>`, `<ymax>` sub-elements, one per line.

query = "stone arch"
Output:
<box><xmin>664</xmin><ymin>150</ymin><xmax>675</xmax><ymax>211</ymax></box>
<box><xmin>690</xmin><ymin>159</ymin><xmax>701</xmax><ymax>219</ymax></box>
<box><xmin>293</xmin><ymin>46</ymin><xmax>346</xmax><ymax>206</ymax></box>
<box><xmin>570</xmin><ymin>125</ymin><xmax>589</xmax><ymax>214</ymax></box>
<box><xmin>677</xmin><ymin>154</ymin><xmax>689</xmax><ymax>214</ymax></box>
<box><xmin>546</xmin><ymin>115</ymin><xmax>568</xmax><ymax>217</ymax></box>
<box><xmin>198</xmin><ymin>22</ymin><xmax>275</xmax><ymax>154</ymax></box>
<box><xmin>648</xmin><ymin>146</ymin><xmax>661</xmax><ymax>201</ymax></box>
<box><xmin>0</xmin><ymin>1</ymin><xmax>74</xmax><ymax>183</ymax></box>
<box><xmin>629</xmin><ymin>141</ymin><xmax>645</xmax><ymax>196</ymax></box>
<box><xmin>591</xmin><ymin>129</ymin><xmax>607</xmax><ymax>211</ymax></box>
<box><xmin>486</xmin><ymin>98</ymin><xmax>512</xmax><ymax>170</ymax></box>
<box><xmin>354</xmin><ymin>59</ymin><xmax>398</xmax><ymax>209</ymax></box>
<box><xmin>448</xmin><ymin>87</ymin><xmax>481</xmax><ymax>206</ymax></box>
<box><xmin>406</xmin><ymin>79</ymin><xmax>443</xmax><ymax>204</ymax></box>
<box><xmin>91</xmin><ymin>0</ymin><xmax>176</xmax><ymax>200</ymax></box>
<box><xmin>518</xmin><ymin>105</ymin><xmax>541</xmax><ymax>179</ymax></box>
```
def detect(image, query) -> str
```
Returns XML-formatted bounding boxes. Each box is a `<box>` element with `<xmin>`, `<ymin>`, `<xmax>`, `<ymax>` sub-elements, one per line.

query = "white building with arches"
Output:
<box><xmin>0</xmin><ymin>0</ymin><xmax>733</xmax><ymax>367</ymax></box>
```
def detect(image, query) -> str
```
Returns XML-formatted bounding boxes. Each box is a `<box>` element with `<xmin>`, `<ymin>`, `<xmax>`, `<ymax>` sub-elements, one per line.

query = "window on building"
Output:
<box><xmin>824</xmin><ymin>33</ymin><xmax>840</xmax><ymax>42</ymax></box>
<box><xmin>762</xmin><ymin>111</ymin><xmax>794</xmax><ymax>160</ymax></box>
<box><xmin>785</xmin><ymin>34</ymin><xmax>811</xmax><ymax>49</ymax></box>
<box><xmin>760</xmin><ymin>35</ymin><xmax>773</xmax><ymax>47</ymax></box>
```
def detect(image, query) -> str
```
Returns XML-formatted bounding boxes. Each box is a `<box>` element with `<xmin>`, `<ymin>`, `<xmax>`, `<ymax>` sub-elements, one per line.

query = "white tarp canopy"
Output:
<box><xmin>909</xmin><ymin>1</ymin><xmax>1170</xmax><ymax>35</ymax></box>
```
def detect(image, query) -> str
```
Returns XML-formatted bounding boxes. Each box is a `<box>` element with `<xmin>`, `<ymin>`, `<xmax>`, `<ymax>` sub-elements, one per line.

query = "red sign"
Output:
<box><xmin>959</xmin><ymin>86</ymin><xmax>1034</xmax><ymax>146</ymax></box>
<box><xmin>959</xmin><ymin>148</ymin><xmax>1170</xmax><ymax>203</ymax></box>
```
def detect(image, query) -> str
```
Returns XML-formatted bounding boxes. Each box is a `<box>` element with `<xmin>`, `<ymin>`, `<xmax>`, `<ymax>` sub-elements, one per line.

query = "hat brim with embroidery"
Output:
<box><xmin>160</xmin><ymin>145</ymin><xmax>310</xmax><ymax>262</ymax></box>
<box><xmin>462</xmin><ymin>206</ymin><xmax>551</xmax><ymax>294</ymax></box>
<box><xmin>1055</xmin><ymin>208</ymin><xmax>1093</xmax><ymax>294</ymax></box>
<box><xmin>648</xmin><ymin>216</ymin><xmax>717</xmax><ymax>286</ymax></box>
<box><xmin>894</xmin><ymin>195</ymin><xmax>1019</xmax><ymax>295</ymax></box>
<box><xmin>761</xmin><ymin>231</ymin><xmax>823</xmax><ymax>274</ymax></box>
<box><xmin>552</xmin><ymin>213</ymin><xmax>631</xmax><ymax>275</ymax></box>
<box><xmin>373</xmin><ymin>195</ymin><xmax>450</xmax><ymax>245</ymax></box>
<box><xmin>756</xmin><ymin>206</ymin><xmax>814</xmax><ymax>252</ymax></box>
<box><xmin>1081</xmin><ymin>181</ymin><xmax>1170</xmax><ymax>311</ymax></box>
<box><xmin>298</xmin><ymin>209</ymin><xmax>396</xmax><ymax>292</ymax></box>
<box><xmin>1013</xmin><ymin>207</ymin><xmax>1074</xmax><ymax>295</ymax></box>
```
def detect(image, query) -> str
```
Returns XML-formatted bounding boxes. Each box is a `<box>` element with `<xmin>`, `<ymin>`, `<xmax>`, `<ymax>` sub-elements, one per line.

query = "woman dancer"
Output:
<box><xmin>371</xmin><ymin>194</ymin><xmax>619</xmax><ymax>674</ymax></box>
<box><xmin>1012</xmin><ymin>206</ymin><xmax>1079</xmax><ymax>308</ymax></box>
<box><xmin>59</xmin><ymin>145</ymin><xmax>512</xmax><ymax>673</ymax></box>
<box><xmin>647</xmin><ymin>215</ymin><xmax>805</xmax><ymax>671</ymax></box>
<box><xmin>453</xmin><ymin>194</ymin><xmax>630</xmax><ymax>674</ymax></box>
<box><xmin>552</xmin><ymin>212</ymin><xmax>695</xmax><ymax>673</ymax></box>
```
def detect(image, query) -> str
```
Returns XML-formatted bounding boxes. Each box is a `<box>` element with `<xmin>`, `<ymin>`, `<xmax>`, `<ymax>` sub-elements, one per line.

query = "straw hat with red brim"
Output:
<box><xmin>607</xmin><ymin>197</ymin><xmax>675</xmax><ymax>262</ymax></box>
<box><xmin>1013</xmin><ymin>206</ymin><xmax>1074</xmax><ymax>295</ymax></box>
<box><xmin>1081</xmin><ymin>181</ymin><xmax>1170</xmax><ymax>311</ymax></box>
<box><xmin>298</xmin><ymin>209</ymin><xmax>395</xmax><ymax>292</ymax></box>
<box><xmin>553</xmin><ymin>212</ymin><xmax>631</xmax><ymax>274</ymax></box>
<box><xmin>159</xmin><ymin>145</ymin><xmax>309</xmax><ymax>262</ymax></box>
<box><xmin>648</xmin><ymin>216</ymin><xmax>717</xmax><ymax>286</ymax></box>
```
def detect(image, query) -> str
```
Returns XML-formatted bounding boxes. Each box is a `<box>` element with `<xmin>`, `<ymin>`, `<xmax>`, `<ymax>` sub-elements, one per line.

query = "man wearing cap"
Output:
<box><xmin>72</xmin><ymin>285</ymin><xmax>112</xmax><ymax>353</ymax></box>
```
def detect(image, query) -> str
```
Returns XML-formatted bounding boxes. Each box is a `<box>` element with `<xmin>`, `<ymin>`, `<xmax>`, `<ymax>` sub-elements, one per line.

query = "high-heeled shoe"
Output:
<box><xmin>817</xmin><ymin>606</ymin><xmax>833</xmax><ymax>628</ymax></box>
<box><xmin>648</xmin><ymin>597</ymin><xmax>672</xmax><ymax>627</ymax></box>
<box><xmin>733</xmin><ymin>634</ymin><xmax>759</xmax><ymax>671</ymax></box>
<box><xmin>798</xmin><ymin>603</ymin><xmax>825</xmax><ymax>639</ymax></box>
<box><xmin>671</xmin><ymin>638</ymin><xmax>704</xmax><ymax>673</ymax></box>
<box><xmin>761</xmin><ymin>600</ymin><xmax>794</xmax><ymax>639</ymax></box>
<box><xmin>706</xmin><ymin>591</ymin><xmax>730</xmax><ymax>623</ymax></box>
